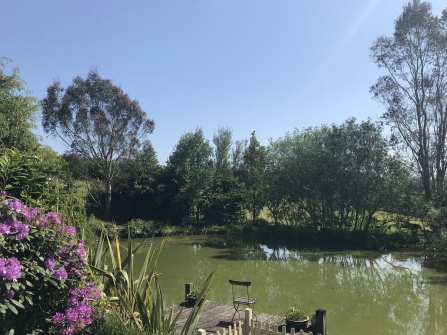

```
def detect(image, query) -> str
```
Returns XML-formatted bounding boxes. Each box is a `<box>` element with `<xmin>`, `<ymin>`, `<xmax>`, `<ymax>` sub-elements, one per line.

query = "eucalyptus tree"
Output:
<box><xmin>0</xmin><ymin>58</ymin><xmax>39</xmax><ymax>151</ymax></box>
<box><xmin>42</xmin><ymin>70</ymin><xmax>155</xmax><ymax>218</ymax></box>
<box><xmin>370</xmin><ymin>0</ymin><xmax>447</xmax><ymax>204</ymax></box>
<box><xmin>167</xmin><ymin>127</ymin><xmax>213</xmax><ymax>219</ymax></box>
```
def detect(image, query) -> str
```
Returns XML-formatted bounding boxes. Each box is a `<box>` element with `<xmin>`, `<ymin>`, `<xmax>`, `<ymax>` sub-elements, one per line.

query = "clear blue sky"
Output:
<box><xmin>3</xmin><ymin>0</ymin><xmax>446</xmax><ymax>164</ymax></box>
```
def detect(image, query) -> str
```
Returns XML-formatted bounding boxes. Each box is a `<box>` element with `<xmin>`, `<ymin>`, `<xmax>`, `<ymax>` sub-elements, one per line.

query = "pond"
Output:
<box><xmin>130</xmin><ymin>236</ymin><xmax>447</xmax><ymax>335</ymax></box>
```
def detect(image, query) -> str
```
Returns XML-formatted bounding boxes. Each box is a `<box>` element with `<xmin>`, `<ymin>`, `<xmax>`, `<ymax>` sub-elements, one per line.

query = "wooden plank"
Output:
<box><xmin>170</xmin><ymin>300</ymin><xmax>314</xmax><ymax>335</ymax></box>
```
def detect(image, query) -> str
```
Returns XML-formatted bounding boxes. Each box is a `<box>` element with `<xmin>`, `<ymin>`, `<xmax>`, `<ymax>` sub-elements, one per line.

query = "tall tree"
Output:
<box><xmin>0</xmin><ymin>58</ymin><xmax>39</xmax><ymax>151</ymax></box>
<box><xmin>370</xmin><ymin>0</ymin><xmax>447</xmax><ymax>204</ymax></box>
<box><xmin>42</xmin><ymin>70</ymin><xmax>155</xmax><ymax>218</ymax></box>
<box><xmin>213</xmin><ymin>126</ymin><xmax>233</xmax><ymax>174</ymax></box>
<box><xmin>241</xmin><ymin>131</ymin><xmax>266</xmax><ymax>223</ymax></box>
<box><xmin>167</xmin><ymin>128</ymin><xmax>213</xmax><ymax>219</ymax></box>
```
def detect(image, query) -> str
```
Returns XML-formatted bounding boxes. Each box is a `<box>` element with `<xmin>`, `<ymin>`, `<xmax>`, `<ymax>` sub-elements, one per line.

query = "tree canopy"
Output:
<box><xmin>166</xmin><ymin>128</ymin><xmax>213</xmax><ymax>219</ymax></box>
<box><xmin>370</xmin><ymin>0</ymin><xmax>447</xmax><ymax>204</ymax></box>
<box><xmin>0</xmin><ymin>58</ymin><xmax>39</xmax><ymax>151</ymax></box>
<box><xmin>42</xmin><ymin>70</ymin><xmax>155</xmax><ymax>217</ymax></box>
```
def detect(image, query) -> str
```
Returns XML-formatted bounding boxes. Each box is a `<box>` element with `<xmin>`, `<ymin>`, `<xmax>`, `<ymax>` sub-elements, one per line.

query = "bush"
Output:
<box><xmin>127</xmin><ymin>218</ymin><xmax>155</xmax><ymax>237</ymax></box>
<box><xmin>0</xmin><ymin>192</ymin><xmax>103</xmax><ymax>334</ymax></box>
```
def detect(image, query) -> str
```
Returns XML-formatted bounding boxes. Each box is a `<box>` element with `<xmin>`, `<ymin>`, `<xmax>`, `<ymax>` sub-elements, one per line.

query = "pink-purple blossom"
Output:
<box><xmin>15</xmin><ymin>223</ymin><xmax>30</xmax><ymax>240</ymax></box>
<box><xmin>39</xmin><ymin>212</ymin><xmax>63</xmax><ymax>228</ymax></box>
<box><xmin>45</xmin><ymin>258</ymin><xmax>56</xmax><ymax>271</ymax></box>
<box><xmin>3</xmin><ymin>289</ymin><xmax>14</xmax><ymax>300</ymax></box>
<box><xmin>0</xmin><ymin>223</ymin><xmax>10</xmax><ymax>234</ymax></box>
<box><xmin>58</xmin><ymin>225</ymin><xmax>76</xmax><ymax>238</ymax></box>
<box><xmin>23</xmin><ymin>206</ymin><xmax>40</xmax><ymax>222</ymax></box>
<box><xmin>53</xmin><ymin>267</ymin><xmax>68</xmax><ymax>280</ymax></box>
<box><xmin>51</xmin><ymin>282</ymin><xmax>101</xmax><ymax>334</ymax></box>
<box><xmin>0</xmin><ymin>257</ymin><xmax>21</xmax><ymax>282</ymax></box>
<box><xmin>0</xmin><ymin>218</ymin><xmax>30</xmax><ymax>240</ymax></box>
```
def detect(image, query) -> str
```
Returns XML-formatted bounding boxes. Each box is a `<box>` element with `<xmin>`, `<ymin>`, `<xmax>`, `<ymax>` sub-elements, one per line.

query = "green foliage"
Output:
<box><xmin>0</xmin><ymin>58</ymin><xmax>39</xmax><ymax>152</ymax></box>
<box><xmin>265</xmin><ymin>118</ymin><xmax>414</xmax><ymax>232</ymax></box>
<box><xmin>187</xmin><ymin>285</ymin><xmax>203</xmax><ymax>298</ymax></box>
<box><xmin>0</xmin><ymin>148</ymin><xmax>66</xmax><ymax>209</ymax></box>
<box><xmin>88</xmin><ymin>227</ymin><xmax>217</xmax><ymax>334</ymax></box>
<box><xmin>167</xmin><ymin>127</ymin><xmax>214</xmax><ymax>219</ymax></box>
<box><xmin>127</xmin><ymin>218</ymin><xmax>156</xmax><ymax>237</ymax></box>
<box><xmin>285</xmin><ymin>302</ymin><xmax>310</xmax><ymax>321</ymax></box>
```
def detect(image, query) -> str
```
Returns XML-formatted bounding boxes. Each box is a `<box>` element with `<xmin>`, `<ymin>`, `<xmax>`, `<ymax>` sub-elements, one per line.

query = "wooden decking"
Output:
<box><xmin>171</xmin><ymin>300</ymin><xmax>315</xmax><ymax>335</ymax></box>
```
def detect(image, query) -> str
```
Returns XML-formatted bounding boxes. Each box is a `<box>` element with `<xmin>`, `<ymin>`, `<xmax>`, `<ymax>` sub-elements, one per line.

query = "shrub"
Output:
<box><xmin>0</xmin><ymin>192</ymin><xmax>103</xmax><ymax>335</ymax></box>
<box><xmin>127</xmin><ymin>218</ymin><xmax>155</xmax><ymax>237</ymax></box>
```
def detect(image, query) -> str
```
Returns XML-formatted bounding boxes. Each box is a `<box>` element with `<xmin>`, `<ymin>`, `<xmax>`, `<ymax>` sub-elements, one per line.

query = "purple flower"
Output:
<box><xmin>51</xmin><ymin>312</ymin><xmax>65</xmax><ymax>323</ymax></box>
<box><xmin>53</xmin><ymin>267</ymin><xmax>68</xmax><ymax>280</ymax></box>
<box><xmin>8</xmin><ymin>198</ymin><xmax>24</xmax><ymax>213</ymax></box>
<box><xmin>3</xmin><ymin>217</ymin><xmax>20</xmax><ymax>230</ymax></box>
<box><xmin>75</xmin><ymin>240</ymin><xmax>86</xmax><ymax>260</ymax></box>
<box><xmin>3</xmin><ymin>289</ymin><xmax>14</xmax><ymax>300</ymax></box>
<box><xmin>58</xmin><ymin>225</ymin><xmax>76</xmax><ymax>238</ymax></box>
<box><xmin>0</xmin><ymin>190</ymin><xmax>6</xmax><ymax>197</ymax></box>
<box><xmin>15</xmin><ymin>223</ymin><xmax>29</xmax><ymax>240</ymax></box>
<box><xmin>44</xmin><ymin>258</ymin><xmax>56</xmax><ymax>271</ymax></box>
<box><xmin>0</xmin><ymin>257</ymin><xmax>21</xmax><ymax>282</ymax></box>
<box><xmin>0</xmin><ymin>223</ymin><xmax>10</xmax><ymax>234</ymax></box>
<box><xmin>23</xmin><ymin>206</ymin><xmax>40</xmax><ymax>222</ymax></box>
<box><xmin>39</xmin><ymin>212</ymin><xmax>62</xmax><ymax>228</ymax></box>
<box><xmin>58</xmin><ymin>247</ymin><xmax>69</xmax><ymax>261</ymax></box>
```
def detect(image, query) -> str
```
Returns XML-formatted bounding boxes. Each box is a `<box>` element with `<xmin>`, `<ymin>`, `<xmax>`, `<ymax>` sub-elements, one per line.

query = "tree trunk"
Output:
<box><xmin>421</xmin><ymin>157</ymin><xmax>432</xmax><ymax>202</ymax></box>
<box><xmin>105</xmin><ymin>178</ymin><xmax>112</xmax><ymax>219</ymax></box>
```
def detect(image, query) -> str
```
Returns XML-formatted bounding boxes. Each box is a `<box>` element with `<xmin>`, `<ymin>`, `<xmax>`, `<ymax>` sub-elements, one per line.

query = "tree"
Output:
<box><xmin>370</xmin><ymin>0</ymin><xmax>447</xmax><ymax>204</ymax></box>
<box><xmin>42</xmin><ymin>70</ymin><xmax>155</xmax><ymax>218</ymax></box>
<box><xmin>111</xmin><ymin>141</ymin><xmax>161</xmax><ymax>220</ymax></box>
<box><xmin>266</xmin><ymin>119</ymin><xmax>412</xmax><ymax>232</ymax></box>
<box><xmin>213</xmin><ymin>126</ymin><xmax>233</xmax><ymax>174</ymax></box>
<box><xmin>166</xmin><ymin>128</ymin><xmax>213</xmax><ymax>219</ymax></box>
<box><xmin>0</xmin><ymin>58</ymin><xmax>39</xmax><ymax>151</ymax></box>
<box><xmin>241</xmin><ymin>131</ymin><xmax>266</xmax><ymax>223</ymax></box>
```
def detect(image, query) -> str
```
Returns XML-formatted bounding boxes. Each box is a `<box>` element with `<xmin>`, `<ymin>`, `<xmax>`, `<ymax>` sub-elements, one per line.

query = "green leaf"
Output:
<box><xmin>25</xmin><ymin>296</ymin><xmax>33</xmax><ymax>306</ymax></box>
<box><xmin>6</xmin><ymin>301</ymin><xmax>18</xmax><ymax>315</ymax></box>
<box><xmin>10</xmin><ymin>299</ymin><xmax>25</xmax><ymax>309</ymax></box>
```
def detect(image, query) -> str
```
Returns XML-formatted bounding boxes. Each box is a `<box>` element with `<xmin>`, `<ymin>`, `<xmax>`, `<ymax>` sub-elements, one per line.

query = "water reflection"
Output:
<box><xmin>132</xmin><ymin>236</ymin><xmax>447</xmax><ymax>335</ymax></box>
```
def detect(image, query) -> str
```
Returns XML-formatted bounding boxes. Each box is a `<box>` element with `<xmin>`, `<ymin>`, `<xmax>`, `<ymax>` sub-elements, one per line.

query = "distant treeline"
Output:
<box><xmin>64</xmin><ymin>118</ymin><xmax>424</xmax><ymax>234</ymax></box>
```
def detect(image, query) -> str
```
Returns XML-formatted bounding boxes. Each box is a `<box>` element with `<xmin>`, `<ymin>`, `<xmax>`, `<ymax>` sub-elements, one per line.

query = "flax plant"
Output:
<box><xmin>88</xmin><ymin>225</ymin><xmax>216</xmax><ymax>335</ymax></box>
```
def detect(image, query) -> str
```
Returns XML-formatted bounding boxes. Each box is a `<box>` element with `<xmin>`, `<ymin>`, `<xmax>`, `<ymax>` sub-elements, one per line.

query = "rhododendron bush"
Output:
<box><xmin>0</xmin><ymin>192</ymin><xmax>103</xmax><ymax>335</ymax></box>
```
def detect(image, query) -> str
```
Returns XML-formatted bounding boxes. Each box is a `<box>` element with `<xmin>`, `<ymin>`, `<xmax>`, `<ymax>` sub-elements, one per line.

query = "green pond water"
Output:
<box><xmin>130</xmin><ymin>236</ymin><xmax>447</xmax><ymax>335</ymax></box>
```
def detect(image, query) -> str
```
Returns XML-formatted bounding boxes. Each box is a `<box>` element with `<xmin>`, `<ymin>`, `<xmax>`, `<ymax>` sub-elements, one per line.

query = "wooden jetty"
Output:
<box><xmin>171</xmin><ymin>285</ymin><xmax>327</xmax><ymax>335</ymax></box>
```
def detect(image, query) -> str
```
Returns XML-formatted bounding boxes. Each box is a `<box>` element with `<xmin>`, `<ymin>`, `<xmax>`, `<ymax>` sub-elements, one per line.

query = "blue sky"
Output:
<box><xmin>3</xmin><ymin>0</ymin><xmax>447</xmax><ymax>164</ymax></box>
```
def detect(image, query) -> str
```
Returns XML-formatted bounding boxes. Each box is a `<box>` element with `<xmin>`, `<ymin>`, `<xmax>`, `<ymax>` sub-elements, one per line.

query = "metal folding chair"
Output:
<box><xmin>229</xmin><ymin>280</ymin><xmax>257</xmax><ymax>321</ymax></box>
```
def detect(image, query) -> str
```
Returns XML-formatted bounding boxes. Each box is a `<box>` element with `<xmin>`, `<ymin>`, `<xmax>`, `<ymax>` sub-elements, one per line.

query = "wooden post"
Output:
<box><xmin>185</xmin><ymin>283</ymin><xmax>194</xmax><ymax>301</ymax></box>
<box><xmin>197</xmin><ymin>329</ymin><xmax>207</xmax><ymax>335</ymax></box>
<box><xmin>244</xmin><ymin>308</ymin><xmax>252</xmax><ymax>335</ymax></box>
<box><xmin>315</xmin><ymin>309</ymin><xmax>326</xmax><ymax>335</ymax></box>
